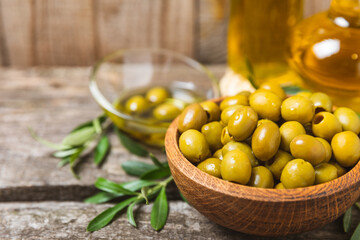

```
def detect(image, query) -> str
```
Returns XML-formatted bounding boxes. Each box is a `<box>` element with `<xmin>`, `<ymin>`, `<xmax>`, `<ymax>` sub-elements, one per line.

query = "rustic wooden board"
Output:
<box><xmin>0</xmin><ymin>201</ymin><xmax>358</xmax><ymax>240</ymax></box>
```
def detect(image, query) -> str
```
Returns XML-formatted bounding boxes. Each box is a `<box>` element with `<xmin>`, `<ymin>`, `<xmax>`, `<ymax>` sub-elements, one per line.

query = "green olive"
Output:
<box><xmin>296</xmin><ymin>91</ymin><xmax>312</xmax><ymax>99</ymax></box>
<box><xmin>257</xmin><ymin>119</ymin><xmax>273</xmax><ymax>127</ymax></box>
<box><xmin>220</xmin><ymin>95</ymin><xmax>249</xmax><ymax>110</ymax></box>
<box><xmin>314</xmin><ymin>163</ymin><xmax>338</xmax><ymax>184</ymax></box>
<box><xmin>221</xmin><ymin>150</ymin><xmax>252</xmax><ymax>184</ymax></box>
<box><xmin>279</xmin><ymin>121</ymin><xmax>306</xmax><ymax>152</ymax></box>
<box><xmin>213</xmin><ymin>149</ymin><xmax>223</xmax><ymax>160</ymax></box>
<box><xmin>315</xmin><ymin>137</ymin><xmax>332</xmax><ymax>163</ymax></box>
<box><xmin>248</xmin><ymin>166</ymin><xmax>274</xmax><ymax>188</ymax></box>
<box><xmin>252</xmin><ymin>121</ymin><xmax>281</xmax><ymax>161</ymax></box>
<box><xmin>200</xmin><ymin>101</ymin><xmax>221</xmax><ymax>122</ymax></box>
<box><xmin>328</xmin><ymin>161</ymin><xmax>347</xmax><ymax>177</ymax></box>
<box><xmin>312</xmin><ymin>112</ymin><xmax>342</xmax><ymax>141</ymax></box>
<box><xmin>249</xmin><ymin>90</ymin><xmax>282</xmax><ymax>121</ymax></box>
<box><xmin>334</xmin><ymin>107</ymin><xmax>360</xmax><ymax>134</ymax></box>
<box><xmin>281</xmin><ymin>95</ymin><xmax>315</xmax><ymax>124</ymax></box>
<box><xmin>178</xmin><ymin>103</ymin><xmax>207</xmax><ymax>133</ymax></box>
<box><xmin>259</xmin><ymin>82</ymin><xmax>286</xmax><ymax>101</ymax></box>
<box><xmin>220</xmin><ymin>105</ymin><xmax>244</xmax><ymax>126</ymax></box>
<box><xmin>265</xmin><ymin>150</ymin><xmax>293</xmax><ymax>180</ymax></box>
<box><xmin>222</xmin><ymin>141</ymin><xmax>258</xmax><ymax>167</ymax></box>
<box><xmin>179</xmin><ymin>129</ymin><xmax>210</xmax><ymax>163</ymax></box>
<box><xmin>290</xmin><ymin>134</ymin><xmax>326</xmax><ymax>166</ymax></box>
<box><xmin>221</xmin><ymin>126</ymin><xmax>233</xmax><ymax>145</ymax></box>
<box><xmin>280</xmin><ymin>159</ymin><xmax>315</xmax><ymax>189</ymax></box>
<box><xmin>201</xmin><ymin>121</ymin><xmax>223</xmax><ymax>151</ymax></box>
<box><xmin>153</xmin><ymin>103</ymin><xmax>181</xmax><ymax>121</ymax></box>
<box><xmin>125</xmin><ymin>95</ymin><xmax>149</xmax><ymax>114</ymax></box>
<box><xmin>236</xmin><ymin>91</ymin><xmax>251</xmax><ymax>97</ymax></box>
<box><xmin>145</xmin><ymin>87</ymin><xmax>169</xmax><ymax>104</ymax></box>
<box><xmin>331</xmin><ymin>131</ymin><xmax>360</xmax><ymax>167</ymax></box>
<box><xmin>228</xmin><ymin>106</ymin><xmax>258</xmax><ymax>141</ymax></box>
<box><xmin>197</xmin><ymin>158</ymin><xmax>222</xmax><ymax>178</ymax></box>
<box><xmin>310</xmin><ymin>92</ymin><xmax>333</xmax><ymax>113</ymax></box>
<box><xmin>275</xmin><ymin>182</ymin><xmax>286</xmax><ymax>189</ymax></box>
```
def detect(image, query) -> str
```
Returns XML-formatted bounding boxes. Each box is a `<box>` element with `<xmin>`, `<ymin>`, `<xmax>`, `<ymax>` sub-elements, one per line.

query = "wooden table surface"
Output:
<box><xmin>0</xmin><ymin>66</ymin><xmax>358</xmax><ymax>239</ymax></box>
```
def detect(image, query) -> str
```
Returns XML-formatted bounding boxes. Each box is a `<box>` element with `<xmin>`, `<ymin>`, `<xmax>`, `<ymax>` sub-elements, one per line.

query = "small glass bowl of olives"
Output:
<box><xmin>89</xmin><ymin>48</ymin><xmax>220</xmax><ymax>146</ymax></box>
<box><xmin>165</xmin><ymin>84</ymin><xmax>360</xmax><ymax>236</ymax></box>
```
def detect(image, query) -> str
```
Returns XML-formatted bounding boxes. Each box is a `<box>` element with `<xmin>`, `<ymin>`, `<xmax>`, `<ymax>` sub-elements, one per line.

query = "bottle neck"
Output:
<box><xmin>328</xmin><ymin>0</ymin><xmax>360</xmax><ymax>27</ymax></box>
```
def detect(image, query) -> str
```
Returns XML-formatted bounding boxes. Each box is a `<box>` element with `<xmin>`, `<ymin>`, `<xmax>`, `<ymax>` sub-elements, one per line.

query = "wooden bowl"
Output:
<box><xmin>165</xmin><ymin>100</ymin><xmax>360</xmax><ymax>237</ymax></box>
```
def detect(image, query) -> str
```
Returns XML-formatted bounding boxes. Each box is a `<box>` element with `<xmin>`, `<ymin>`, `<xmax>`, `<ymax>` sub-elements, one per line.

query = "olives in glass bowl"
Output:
<box><xmin>89</xmin><ymin>48</ymin><xmax>220</xmax><ymax>147</ymax></box>
<box><xmin>165</xmin><ymin>85</ymin><xmax>360</xmax><ymax>236</ymax></box>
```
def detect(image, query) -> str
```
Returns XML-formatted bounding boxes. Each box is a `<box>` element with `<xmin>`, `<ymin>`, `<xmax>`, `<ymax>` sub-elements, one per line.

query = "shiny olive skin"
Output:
<box><xmin>314</xmin><ymin>163</ymin><xmax>338</xmax><ymax>184</ymax></box>
<box><xmin>296</xmin><ymin>91</ymin><xmax>312</xmax><ymax>99</ymax></box>
<box><xmin>329</xmin><ymin>161</ymin><xmax>347</xmax><ymax>177</ymax></box>
<box><xmin>220</xmin><ymin>105</ymin><xmax>244</xmax><ymax>126</ymax></box>
<box><xmin>331</xmin><ymin>131</ymin><xmax>360</xmax><ymax>167</ymax></box>
<box><xmin>316</xmin><ymin>137</ymin><xmax>332</xmax><ymax>163</ymax></box>
<box><xmin>275</xmin><ymin>182</ymin><xmax>285</xmax><ymax>189</ymax></box>
<box><xmin>221</xmin><ymin>150</ymin><xmax>252</xmax><ymax>184</ymax></box>
<box><xmin>153</xmin><ymin>103</ymin><xmax>181</xmax><ymax>121</ymax></box>
<box><xmin>178</xmin><ymin>103</ymin><xmax>207</xmax><ymax>133</ymax></box>
<box><xmin>265</xmin><ymin>150</ymin><xmax>293</xmax><ymax>180</ymax></box>
<box><xmin>257</xmin><ymin>119</ymin><xmax>273</xmax><ymax>127</ymax></box>
<box><xmin>222</xmin><ymin>141</ymin><xmax>258</xmax><ymax>167</ymax></box>
<box><xmin>200</xmin><ymin>101</ymin><xmax>221</xmax><ymax>122</ymax></box>
<box><xmin>334</xmin><ymin>107</ymin><xmax>360</xmax><ymax>134</ymax></box>
<box><xmin>252</xmin><ymin>121</ymin><xmax>281</xmax><ymax>161</ymax></box>
<box><xmin>280</xmin><ymin>159</ymin><xmax>315</xmax><ymax>189</ymax></box>
<box><xmin>145</xmin><ymin>87</ymin><xmax>169</xmax><ymax>104</ymax></box>
<box><xmin>259</xmin><ymin>82</ymin><xmax>286</xmax><ymax>101</ymax></box>
<box><xmin>179</xmin><ymin>129</ymin><xmax>210</xmax><ymax>163</ymax></box>
<box><xmin>228</xmin><ymin>106</ymin><xmax>258</xmax><ymax>141</ymax></box>
<box><xmin>279</xmin><ymin>121</ymin><xmax>306</xmax><ymax>152</ymax></box>
<box><xmin>197</xmin><ymin>158</ymin><xmax>222</xmax><ymax>178</ymax></box>
<box><xmin>249</xmin><ymin>90</ymin><xmax>282</xmax><ymax>121</ymax></box>
<box><xmin>201</xmin><ymin>121</ymin><xmax>223</xmax><ymax>151</ymax></box>
<box><xmin>281</xmin><ymin>95</ymin><xmax>315</xmax><ymax>124</ymax></box>
<box><xmin>125</xmin><ymin>95</ymin><xmax>149</xmax><ymax>114</ymax></box>
<box><xmin>221</xmin><ymin>126</ymin><xmax>233</xmax><ymax>145</ymax></box>
<box><xmin>290</xmin><ymin>134</ymin><xmax>326</xmax><ymax>166</ymax></box>
<box><xmin>312</xmin><ymin>112</ymin><xmax>342</xmax><ymax>141</ymax></box>
<box><xmin>248</xmin><ymin>166</ymin><xmax>274</xmax><ymax>188</ymax></box>
<box><xmin>220</xmin><ymin>95</ymin><xmax>249</xmax><ymax>110</ymax></box>
<box><xmin>310</xmin><ymin>92</ymin><xmax>333</xmax><ymax>113</ymax></box>
<box><xmin>213</xmin><ymin>149</ymin><xmax>223</xmax><ymax>160</ymax></box>
<box><xmin>236</xmin><ymin>91</ymin><xmax>251</xmax><ymax>97</ymax></box>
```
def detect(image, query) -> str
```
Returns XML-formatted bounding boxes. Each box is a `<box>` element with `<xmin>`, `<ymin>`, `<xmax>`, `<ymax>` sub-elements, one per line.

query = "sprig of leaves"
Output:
<box><xmin>30</xmin><ymin>115</ymin><xmax>110</xmax><ymax>178</ymax></box>
<box><xmin>86</xmin><ymin>153</ymin><xmax>172</xmax><ymax>232</ymax></box>
<box><xmin>343</xmin><ymin>202</ymin><xmax>360</xmax><ymax>238</ymax></box>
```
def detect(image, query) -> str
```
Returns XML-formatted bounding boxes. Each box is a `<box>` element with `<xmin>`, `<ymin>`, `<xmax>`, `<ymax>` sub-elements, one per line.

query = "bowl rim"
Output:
<box><xmin>89</xmin><ymin>48</ymin><xmax>220</xmax><ymax>125</ymax></box>
<box><xmin>165</xmin><ymin>98</ymin><xmax>360</xmax><ymax>203</ymax></box>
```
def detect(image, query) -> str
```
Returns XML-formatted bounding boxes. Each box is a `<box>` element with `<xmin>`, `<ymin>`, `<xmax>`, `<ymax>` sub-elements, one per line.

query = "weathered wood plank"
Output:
<box><xmin>0</xmin><ymin>201</ymin><xmax>357</xmax><ymax>239</ymax></box>
<box><xmin>34</xmin><ymin>0</ymin><xmax>96</xmax><ymax>65</ymax></box>
<box><xmin>95</xmin><ymin>0</ymin><xmax>196</xmax><ymax>58</ymax></box>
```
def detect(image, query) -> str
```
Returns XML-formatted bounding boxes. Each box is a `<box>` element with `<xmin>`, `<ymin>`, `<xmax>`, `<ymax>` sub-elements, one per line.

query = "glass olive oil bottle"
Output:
<box><xmin>227</xmin><ymin>0</ymin><xmax>303</xmax><ymax>87</ymax></box>
<box><xmin>290</xmin><ymin>0</ymin><xmax>360</xmax><ymax>111</ymax></box>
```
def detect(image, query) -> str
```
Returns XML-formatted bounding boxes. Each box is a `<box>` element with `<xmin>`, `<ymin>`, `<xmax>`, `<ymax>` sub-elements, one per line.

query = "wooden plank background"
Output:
<box><xmin>0</xmin><ymin>0</ymin><xmax>331</xmax><ymax>66</ymax></box>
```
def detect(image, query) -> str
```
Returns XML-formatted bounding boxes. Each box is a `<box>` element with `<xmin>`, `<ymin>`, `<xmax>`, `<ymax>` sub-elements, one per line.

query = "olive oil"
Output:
<box><xmin>227</xmin><ymin>0</ymin><xmax>303</xmax><ymax>86</ymax></box>
<box><xmin>290</xmin><ymin>0</ymin><xmax>360</xmax><ymax>111</ymax></box>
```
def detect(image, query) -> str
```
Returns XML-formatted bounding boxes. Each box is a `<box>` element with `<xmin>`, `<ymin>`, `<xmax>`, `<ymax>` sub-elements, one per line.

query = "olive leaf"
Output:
<box><xmin>29</xmin><ymin>128</ymin><xmax>71</xmax><ymax>150</ymax></box>
<box><xmin>150</xmin><ymin>187</ymin><xmax>168</xmax><ymax>231</ymax></box>
<box><xmin>53</xmin><ymin>148</ymin><xmax>79</xmax><ymax>158</ymax></box>
<box><xmin>70</xmin><ymin>115</ymin><xmax>106</xmax><ymax>133</ymax></box>
<box><xmin>355</xmin><ymin>202</ymin><xmax>360</xmax><ymax>210</ymax></box>
<box><xmin>141</xmin><ymin>187</ymin><xmax>149</xmax><ymax>204</ymax></box>
<box><xmin>57</xmin><ymin>158</ymin><xmax>70</xmax><ymax>168</ymax></box>
<box><xmin>94</xmin><ymin>135</ymin><xmax>110</xmax><ymax>165</ymax></box>
<box><xmin>87</xmin><ymin>197</ymin><xmax>137</xmax><ymax>232</ymax></box>
<box><xmin>343</xmin><ymin>207</ymin><xmax>352</xmax><ymax>233</ymax></box>
<box><xmin>179</xmin><ymin>191</ymin><xmax>188</xmax><ymax>203</ymax></box>
<box><xmin>95</xmin><ymin>177</ymin><xmax>139</xmax><ymax>196</ymax></box>
<box><xmin>282</xmin><ymin>86</ymin><xmax>309</xmax><ymax>95</ymax></box>
<box><xmin>149</xmin><ymin>153</ymin><xmax>164</xmax><ymax>168</ymax></box>
<box><xmin>121</xmin><ymin>161</ymin><xmax>158</xmax><ymax>177</ymax></box>
<box><xmin>140</xmin><ymin>167</ymin><xmax>171</xmax><ymax>180</ymax></box>
<box><xmin>84</xmin><ymin>192</ymin><xmax>118</xmax><ymax>204</ymax></box>
<box><xmin>126</xmin><ymin>201</ymin><xmax>137</xmax><ymax>227</ymax></box>
<box><xmin>114</xmin><ymin>127</ymin><xmax>149</xmax><ymax>157</ymax></box>
<box><xmin>351</xmin><ymin>223</ymin><xmax>360</xmax><ymax>240</ymax></box>
<box><xmin>62</xmin><ymin>126</ymin><xmax>96</xmax><ymax>146</ymax></box>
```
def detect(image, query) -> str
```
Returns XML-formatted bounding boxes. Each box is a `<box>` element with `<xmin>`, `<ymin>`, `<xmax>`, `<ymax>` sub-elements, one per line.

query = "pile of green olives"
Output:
<box><xmin>178</xmin><ymin>83</ymin><xmax>360</xmax><ymax>189</ymax></box>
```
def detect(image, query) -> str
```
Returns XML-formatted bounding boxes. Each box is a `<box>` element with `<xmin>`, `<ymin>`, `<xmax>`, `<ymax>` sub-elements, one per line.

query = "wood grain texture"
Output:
<box><xmin>165</xmin><ymin>102</ymin><xmax>360</xmax><ymax>236</ymax></box>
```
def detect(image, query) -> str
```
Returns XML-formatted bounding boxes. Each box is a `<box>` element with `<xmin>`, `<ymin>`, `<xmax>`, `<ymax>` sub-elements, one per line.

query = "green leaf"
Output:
<box><xmin>121</xmin><ymin>161</ymin><xmax>158</xmax><ymax>177</ymax></box>
<box><xmin>150</xmin><ymin>187</ymin><xmax>168</xmax><ymax>231</ymax></box>
<box><xmin>179</xmin><ymin>191</ymin><xmax>188</xmax><ymax>203</ymax></box>
<box><xmin>149</xmin><ymin>153</ymin><xmax>163</xmax><ymax>168</ymax></box>
<box><xmin>68</xmin><ymin>147</ymin><xmax>84</xmax><ymax>179</ymax></box>
<box><xmin>93</xmin><ymin>118</ymin><xmax>102</xmax><ymax>134</ymax></box>
<box><xmin>343</xmin><ymin>207</ymin><xmax>352</xmax><ymax>233</ymax></box>
<box><xmin>29</xmin><ymin>128</ymin><xmax>71</xmax><ymax>150</ymax></box>
<box><xmin>53</xmin><ymin>148</ymin><xmax>79</xmax><ymax>158</ymax></box>
<box><xmin>95</xmin><ymin>177</ymin><xmax>139</xmax><ymax>196</ymax></box>
<box><xmin>351</xmin><ymin>223</ymin><xmax>360</xmax><ymax>240</ymax></box>
<box><xmin>62</xmin><ymin>126</ymin><xmax>96</xmax><ymax>146</ymax></box>
<box><xmin>84</xmin><ymin>192</ymin><xmax>118</xmax><ymax>204</ymax></box>
<box><xmin>57</xmin><ymin>158</ymin><xmax>70</xmax><ymax>168</ymax></box>
<box><xmin>356</xmin><ymin>202</ymin><xmax>360</xmax><ymax>210</ymax></box>
<box><xmin>94</xmin><ymin>135</ymin><xmax>110</xmax><ymax>165</ymax></box>
<box><xmin>71</xmin><ymin>115</ymin><xmax>106</xmax><ymax>133</ymax></box>
<box><xmin>141</xmin><ymin>167</ymin><xmax>171</xmax><ymax>180</ymax></box>
<box><xmin>127</xmin><ymin>201</ymin><xmax>137</xmax><ymax>227</ymax></box>
<box><xmin>87</xmin><ymin>196</ymin><xmax>137</xmax><ymax>232</ymax></box>
<box><xmin>121</xmin><ymin>179</ymin><xmax>158</xmax><ymax>192</ymax></box>
<box><xmin>114</xmin><ymin>127</ymin><xmax>148</xmax><ymax>157</ymax></box>
<box><xmin>282</xmin><ymin>86</ymin><xmax>309</xmax><ymax>95</ymax></box>
<box><xmin>141</xmin><ymin>187</ymin><xmax>149</xmax><ymax>205</ymax></box>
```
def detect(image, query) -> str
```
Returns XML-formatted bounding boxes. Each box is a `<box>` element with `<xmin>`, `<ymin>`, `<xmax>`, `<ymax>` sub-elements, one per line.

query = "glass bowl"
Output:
<box><xmin>89</xmin><ymin>48</ymin><xmax>220</xmax><ymax>147</ymax></box>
